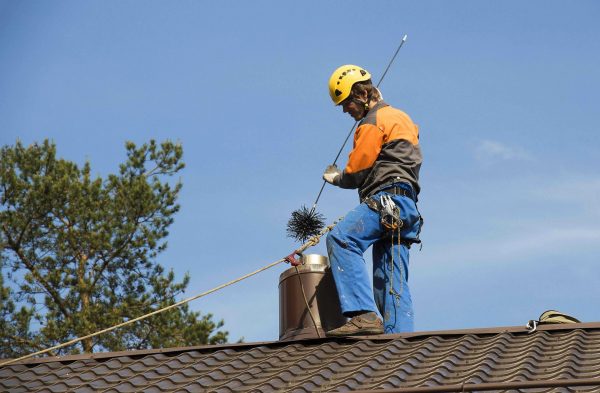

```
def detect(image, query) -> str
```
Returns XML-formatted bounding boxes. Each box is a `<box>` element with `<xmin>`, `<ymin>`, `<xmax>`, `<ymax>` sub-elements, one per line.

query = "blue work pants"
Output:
<box><xmin>326</xmin><ymin>187</ymin><xmax>421</xmax><ymax>333</ymax></box>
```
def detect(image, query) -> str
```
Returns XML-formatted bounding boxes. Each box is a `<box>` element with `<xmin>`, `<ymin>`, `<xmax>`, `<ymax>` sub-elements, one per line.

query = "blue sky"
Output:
<box><xmin>1</xmin><ymin>1</ymin><xmax>599</xmax><ymax>343</ymax></box>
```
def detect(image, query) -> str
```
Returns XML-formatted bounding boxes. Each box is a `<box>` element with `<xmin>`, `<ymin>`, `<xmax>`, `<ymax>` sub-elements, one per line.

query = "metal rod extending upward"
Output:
<box><xmin>311</xmin><ymin>34</ymin><xmax>408</xmax><ymax>212</ymax></box>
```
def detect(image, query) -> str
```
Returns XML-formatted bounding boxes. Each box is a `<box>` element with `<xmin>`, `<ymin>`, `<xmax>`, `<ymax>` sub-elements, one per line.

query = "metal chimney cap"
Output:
<box><xmin>279</xmin><ymin>254</ymin><xmax>329</xmax><ymax>281</ymax></box>
<box><xmin>300</xmin><ymin>254</ymin><xmax>329</xmax><ymax>266</ymax></box>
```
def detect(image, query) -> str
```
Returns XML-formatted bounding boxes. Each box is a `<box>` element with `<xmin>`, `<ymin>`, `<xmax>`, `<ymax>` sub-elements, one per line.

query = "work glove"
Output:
<box><xmin>323</xmin><ymin>164</ymin><xmax>341</xmax><ymax>185</ymax></box>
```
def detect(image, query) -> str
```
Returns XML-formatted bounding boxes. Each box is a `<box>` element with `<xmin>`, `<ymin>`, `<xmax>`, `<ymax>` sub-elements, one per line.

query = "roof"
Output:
<box><xmin>2</xmin><ymin>323</ymin><xmax>600</xmax><ymax>392</ymax></box>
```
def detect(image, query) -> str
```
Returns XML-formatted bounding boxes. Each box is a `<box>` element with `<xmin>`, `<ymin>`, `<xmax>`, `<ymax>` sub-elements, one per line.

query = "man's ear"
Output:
<box><xmin>358</xmin><ymin>89</ymin><xmax>369</xmax><ymax>101</ymax></box>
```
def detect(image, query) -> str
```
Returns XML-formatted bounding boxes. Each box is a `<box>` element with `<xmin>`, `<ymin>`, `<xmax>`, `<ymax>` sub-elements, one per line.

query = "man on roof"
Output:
<box><xmin>323</xmin><ymin>65</ymin><xmax>423</xmax><ymax>336</ymax></box>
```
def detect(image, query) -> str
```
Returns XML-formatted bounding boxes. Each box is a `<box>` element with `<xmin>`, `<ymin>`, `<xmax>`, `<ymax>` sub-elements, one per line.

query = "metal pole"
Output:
<box><xmin>311</xmin><ymin>35</ymin><xmax>408</xmax><ymax>212</ymax></box>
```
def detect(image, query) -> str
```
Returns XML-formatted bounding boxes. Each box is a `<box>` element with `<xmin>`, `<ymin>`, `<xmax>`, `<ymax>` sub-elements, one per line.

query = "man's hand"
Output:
<box><xmin>323</xmin><ymin>164</ymin><xmax>341</xmax><ymax>185</ymax></box>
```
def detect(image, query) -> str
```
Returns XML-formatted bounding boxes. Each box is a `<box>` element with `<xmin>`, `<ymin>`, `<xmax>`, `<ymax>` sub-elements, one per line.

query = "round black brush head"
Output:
<box><xmin>287</xmin><ymin>205</ymin><xmax>326</xmax><ymax>243</ymax></box>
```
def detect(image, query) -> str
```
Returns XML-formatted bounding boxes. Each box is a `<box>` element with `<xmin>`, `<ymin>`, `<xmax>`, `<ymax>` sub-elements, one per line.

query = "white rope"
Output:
<box><xmin>0</xmin><ymin>259</ymin><xmax>284</xmax><ymax>367</ymax></box>
<box><xmin>0</xmin><ymin>220</ymin><xmax>342</xmax><ymax>368</ymax></box>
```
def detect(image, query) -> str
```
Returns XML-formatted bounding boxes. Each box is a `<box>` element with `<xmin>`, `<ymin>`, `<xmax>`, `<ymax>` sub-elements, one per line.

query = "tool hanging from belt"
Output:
<box><xmin>365</xmin><ymin>193</ymin><xmax>405</xmax><ymax>300</ymax></box>
<box><xmin>380</xmin><ymin>194</ymin><xmax>402</xmax><ymax>230</ymax></box>
<box><xmin>365</xmin><ymin>194</ymin><xmax>403</xmax><ymax>231</ymax></box>
<box><xmin>364</xmin><ymin>184</ymin><xmax>422</xmax><ymax>248</ymax></box>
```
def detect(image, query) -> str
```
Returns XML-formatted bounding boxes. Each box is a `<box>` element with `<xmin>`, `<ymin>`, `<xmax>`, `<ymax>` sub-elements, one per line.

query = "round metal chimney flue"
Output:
<box><xmin>278</xmin><ymin>254</ymin><xmax>346</xmax><ymax>341</ymax></box>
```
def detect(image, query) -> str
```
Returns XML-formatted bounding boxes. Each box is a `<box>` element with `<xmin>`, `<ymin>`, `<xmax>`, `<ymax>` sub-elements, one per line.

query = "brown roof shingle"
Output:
<box><xmin>2</xmin><ymin>323</ymin><xmax>600</xmax><ymax>392</ymax></box>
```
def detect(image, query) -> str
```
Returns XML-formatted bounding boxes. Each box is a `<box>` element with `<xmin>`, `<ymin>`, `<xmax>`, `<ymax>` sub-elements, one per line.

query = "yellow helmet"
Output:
<box><xmin>328</xmin><ymin>65</ymin><xmax>372</xmax><ymax>105</ymax></box>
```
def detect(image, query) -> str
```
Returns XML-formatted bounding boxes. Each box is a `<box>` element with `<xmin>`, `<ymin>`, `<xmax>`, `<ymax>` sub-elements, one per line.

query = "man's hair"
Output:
<box><xmin>350</xmin><ymin>80</ymin><xmax>382</xmax><ymax>102</ymax></box>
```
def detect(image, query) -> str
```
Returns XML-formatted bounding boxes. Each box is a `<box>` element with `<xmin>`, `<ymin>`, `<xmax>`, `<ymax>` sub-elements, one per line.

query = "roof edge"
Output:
<box><xmin>374</xmin><ymin>321</ymin><xmax>600</xmax><ymax>341</ymax></box>
<box><xmin>5</xmin><ymin>321</ymin><xmax>600</xmax><ymax>366</ymax></box>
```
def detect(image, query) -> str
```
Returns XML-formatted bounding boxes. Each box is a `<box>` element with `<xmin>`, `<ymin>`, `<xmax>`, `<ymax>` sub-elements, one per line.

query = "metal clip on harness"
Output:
<box><xmin>379</xmin><ymin>194</ymin><xmax>402</xmax><ymax>230</ymax></box>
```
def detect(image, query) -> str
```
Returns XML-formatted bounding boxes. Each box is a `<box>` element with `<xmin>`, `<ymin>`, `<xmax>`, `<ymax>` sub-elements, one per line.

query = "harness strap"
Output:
<box><xmin>364</xmin><ymin>186</ymin><xmax>416</xmax><ymax>204</ymax></box>
<box><xmin>384</xmin><ymin>186</ymin><xmax>416</xmax><ymax>201</ymax></box>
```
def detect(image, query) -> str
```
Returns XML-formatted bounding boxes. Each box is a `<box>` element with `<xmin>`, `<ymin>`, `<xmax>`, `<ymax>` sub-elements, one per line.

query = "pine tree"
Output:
<box><xmin>0</xmin><ymin>140</ymin><xmax>227</xmax><ymax>357</ymax></box>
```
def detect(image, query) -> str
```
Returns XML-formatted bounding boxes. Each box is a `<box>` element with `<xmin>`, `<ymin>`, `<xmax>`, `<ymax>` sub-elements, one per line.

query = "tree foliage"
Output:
<box><xmin>0</xmin><ymin>140</ymin><xmax>228</xmax><ymax>358</ymax></box>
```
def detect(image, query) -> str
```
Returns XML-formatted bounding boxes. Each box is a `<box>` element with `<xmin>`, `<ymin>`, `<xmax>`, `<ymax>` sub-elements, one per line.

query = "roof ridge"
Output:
<box><xmin>4</xmin><ymin>322</ymin><xmax>600</xmax><ymax>367</ymax></box>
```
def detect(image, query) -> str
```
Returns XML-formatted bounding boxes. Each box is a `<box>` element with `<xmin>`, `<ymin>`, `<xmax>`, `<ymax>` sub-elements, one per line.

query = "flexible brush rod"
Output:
<box><xmin>310</xmin><ymin>35</ymin><xmax>409</xmax><ymax>210</ymax></box>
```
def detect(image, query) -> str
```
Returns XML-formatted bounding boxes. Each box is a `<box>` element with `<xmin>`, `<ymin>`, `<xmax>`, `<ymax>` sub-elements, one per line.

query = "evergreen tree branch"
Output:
<box><xmin>6</xmin><ymin>334</ymin><xmax>57</xmax><ymax>357</ymax></box>
<box><xmin>3</xmin><ymin>228</ymin><xmax>71</xmax><ymax>320</ymax></box>
<box><xmin>89</xmin><ymin>225</ymin><xmax>138</xmax><ymax>289</ymax></box>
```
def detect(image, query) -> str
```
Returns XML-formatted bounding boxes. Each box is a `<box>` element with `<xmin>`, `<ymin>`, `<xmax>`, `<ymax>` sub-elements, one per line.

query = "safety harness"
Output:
<box><xmin>364</xmin><ymin>185</ymin><xmax>420</xmax><ymax>247</ymax></box>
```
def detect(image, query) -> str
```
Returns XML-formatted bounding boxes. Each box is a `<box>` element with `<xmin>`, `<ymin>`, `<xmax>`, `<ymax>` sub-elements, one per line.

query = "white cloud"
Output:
<box><xmin>529</xmin><ymin>177</ymin><xmax>600</xmax><ymax>213</ymax></box>
<box><xmin>420</xmin><ymin>225</ymin><xmax>600</xmax><ymax>269</ymax></box>
<box><xmin>418</xmin><ymin>170</ymin><xmax>600</xmax><ymax>270</ymax></box>
<box><xmin>474</xmin><ymin>139</ymin><xmax>533</xmax><ymax>164</ymax></box>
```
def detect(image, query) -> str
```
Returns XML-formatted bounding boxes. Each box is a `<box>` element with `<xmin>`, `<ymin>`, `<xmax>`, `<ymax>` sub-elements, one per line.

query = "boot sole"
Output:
<box><xmin>326</xmin><ymin>328</ymin><xmax>384</xmax><ymax>337</ymax></box>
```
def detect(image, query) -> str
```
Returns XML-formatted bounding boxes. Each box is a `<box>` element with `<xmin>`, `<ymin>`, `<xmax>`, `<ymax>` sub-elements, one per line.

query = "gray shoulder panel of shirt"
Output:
<box><xmin>359</xmin><ymin>100</ymin><xmax>389</xmax><ymax>127</ymax></box>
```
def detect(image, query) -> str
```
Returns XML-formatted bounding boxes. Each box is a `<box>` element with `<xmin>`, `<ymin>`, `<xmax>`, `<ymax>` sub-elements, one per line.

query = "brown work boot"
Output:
<box><xmin>326</xmin><ymin>312</ymin><xmax>384</xmax><ymax>337</ymax></box>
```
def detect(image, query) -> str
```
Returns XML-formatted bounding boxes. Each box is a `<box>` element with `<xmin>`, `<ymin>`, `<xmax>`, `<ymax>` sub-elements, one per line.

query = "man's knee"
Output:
<box><xmin>326</xmin><ymin>229</ymin><xmax>347</xmax><ymax>250</ymax></box>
